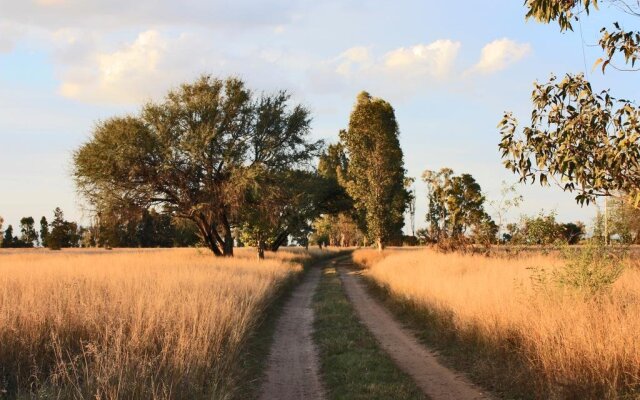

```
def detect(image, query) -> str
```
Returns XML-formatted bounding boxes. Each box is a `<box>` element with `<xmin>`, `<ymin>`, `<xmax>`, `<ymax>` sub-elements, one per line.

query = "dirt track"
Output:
<box><xmin>258</xmin><ymin>265</ymin><xmax>326</xmax><ymax>400</ymax></box>
<box><xmin>336</xmin><ymin>259</ymin><xmax>491</xmax><ymax>400</ymax></box>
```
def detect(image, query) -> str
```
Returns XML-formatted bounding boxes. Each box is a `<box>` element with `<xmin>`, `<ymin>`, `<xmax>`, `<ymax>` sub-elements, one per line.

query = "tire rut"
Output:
<box><xmin>336</xmin><ymin>260</ymin><xmax>491</xmax><ymax>400</ymax></box>
<box><xmin>258</xmin><ymin>265</ymin><xmax>326</xmax><ymax>400</ymax></box>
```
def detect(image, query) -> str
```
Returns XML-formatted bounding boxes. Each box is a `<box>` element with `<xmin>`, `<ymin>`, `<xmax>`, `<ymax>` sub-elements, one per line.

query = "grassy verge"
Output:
<box><xmin>313</xmin><ymin>265</ymin><xmax>426</xmax><ymax>400</ymax></box>
<box><xmin>361</xmin><ymin>277</ymin><xmax>527</xmax><ymax>400</ymax></box>
<box><xmin>233</xmin><ymin>250</ymin><xmax>347</xmax><ymax>399</ymax></box>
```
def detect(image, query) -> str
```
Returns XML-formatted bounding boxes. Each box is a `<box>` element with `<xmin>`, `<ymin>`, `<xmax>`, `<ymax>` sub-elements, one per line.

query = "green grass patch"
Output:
<box><xmin>313</xmin><ymin>266</ymin><xmax>426</xmax><ymax>400</ymax></box>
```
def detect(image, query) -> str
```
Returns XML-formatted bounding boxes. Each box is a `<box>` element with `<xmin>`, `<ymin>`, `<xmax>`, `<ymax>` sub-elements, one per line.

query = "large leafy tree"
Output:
<box><xmin>74</xmin><ymin>76</ymin><xmax>319</xmax><ymax>256</ymax></box>
<box><xmin>339</xmin><ymin>92</ymin><xmax>408</xmax><ymax>251</ymax></box>
<box><xmin>500</xmin><ymin>0</ymin><xmax>640</xmax><ymax>207</ymax></box>
<box><xmin>423</xmin><ymin>168</ymin><xmax>496</xmax><ymax>243</ymax></box>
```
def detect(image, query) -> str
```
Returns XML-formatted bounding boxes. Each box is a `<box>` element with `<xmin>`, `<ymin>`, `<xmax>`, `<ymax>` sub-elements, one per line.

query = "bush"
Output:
<box><xmin>555</xmin><ymin>242</ymin><xmax>625</xmax><ymax>298</ymax></box>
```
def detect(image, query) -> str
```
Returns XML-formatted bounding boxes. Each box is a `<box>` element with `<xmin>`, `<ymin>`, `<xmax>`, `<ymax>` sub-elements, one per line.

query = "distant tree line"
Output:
<box><xmin>0</xmin><ymin>207</ymin><xmax>200</xmax><ymax>249</ymax></box>
<box><xmin>1</xmin><ymin>208</ymin><xmax>81</xmax><ymax>249</ymax></box>
<box><xmin>54</xmin><ymin>69</ymin><xmax>640</xmax><ymax>256</ymax></box>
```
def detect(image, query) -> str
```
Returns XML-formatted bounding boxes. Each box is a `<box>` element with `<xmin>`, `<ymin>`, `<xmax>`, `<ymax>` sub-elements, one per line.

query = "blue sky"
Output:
<box><xmin>0</xmin><ymin>0</ymin><xmax>636</xmax><ymax>232</ymax></box>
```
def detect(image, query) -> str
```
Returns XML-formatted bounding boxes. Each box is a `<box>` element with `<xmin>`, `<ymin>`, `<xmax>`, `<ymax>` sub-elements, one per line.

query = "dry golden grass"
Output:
<box><xmin>0</xmin><ymin>247</ymin><xmax>308</xmax><ymax>399</ymax></box>
<box><xmin>357</xmin><ymin>248</ymin><xmax>640</xmax><ymax>399</ymax></box>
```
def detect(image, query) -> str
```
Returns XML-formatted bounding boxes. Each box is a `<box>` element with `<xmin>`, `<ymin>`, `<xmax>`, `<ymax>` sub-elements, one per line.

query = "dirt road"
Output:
<box><xmin>336</xmin><ymin>259</ymin><xmax>491</xmax><ymax>400</ymax></box>
<box><xmin>258</xmin><ymin>265</ymin><xmax>326</xmax><ymax>400</ymax></box>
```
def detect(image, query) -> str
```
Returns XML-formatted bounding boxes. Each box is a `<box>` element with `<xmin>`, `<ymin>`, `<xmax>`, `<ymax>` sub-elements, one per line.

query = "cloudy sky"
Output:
<box><xmin>0</xmin><ymin>0</ymin><xmax>636</xmax><ymax>231</ymax></box>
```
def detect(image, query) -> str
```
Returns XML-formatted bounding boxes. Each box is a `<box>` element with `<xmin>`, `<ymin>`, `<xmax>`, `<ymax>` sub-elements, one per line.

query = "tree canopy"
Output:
<box><xmin>500</xmin><ymin>0</ymin><xmax>640</xmax><ymax>207</ymax></box>
<box><xmin>339</xmin><ymin>92</ymin><xmax>408</xmax><ymax>250</ymax></box>
<box><xmin>74</xmin><ymin>76</ymin><xmax>321</xmax><ymax>256</ymax></box>
<box><xmin>423</xmin><ymin>168</ymin><xmax>496</xmax><ymax>245</ymax></box>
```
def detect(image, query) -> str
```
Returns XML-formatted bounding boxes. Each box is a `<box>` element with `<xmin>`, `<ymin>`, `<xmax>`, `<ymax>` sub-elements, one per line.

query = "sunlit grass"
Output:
<box><xmin>0</xmin><ymin>247</ymin><xmax>307</xmax><ymax>399</ymax></box>
<box><xmin>357</xmin><ymin>248</ymin><xmax>640</xmax><ymax>399</ymax></box>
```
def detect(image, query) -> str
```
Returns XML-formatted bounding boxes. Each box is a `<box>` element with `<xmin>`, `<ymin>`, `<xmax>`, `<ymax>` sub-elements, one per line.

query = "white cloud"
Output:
<box><xmin>383</xmin><ymin>40</ymin><xmax>461</xmax><ymax>79</ymax></box>
<box><xmin>335</xmin><ymin>46</ymin><xmax>373</xmax><ymax>77</ymax></box>
<box><xmin>470</xmin><ymin>38</ymin><xmax>531</xmax><ymax>74</ymax></box>
<box><xmin>310</xmin><ymin>40</ymin><xmax>461</xmax><ymax>98</ymax></box>
<box><xmin>59</xmin><ymin>30</ymin><xmax>170</xmax><ymax>103</ymax></box>
<box><xmin>55</xmin><ymin>29</ymin><xmax>308</xmax><ymax>104</ymax></box>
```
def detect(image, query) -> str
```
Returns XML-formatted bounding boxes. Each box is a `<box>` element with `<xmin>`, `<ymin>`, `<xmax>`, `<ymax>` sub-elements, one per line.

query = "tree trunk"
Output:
<box><xmin>222</xmin><ymin>214</ymin><xmax>234</xmax><ymax>257</ymax></box>
<box><xmin>268</xmin><ymin>231</ymin><xmax>289</xmax><ymax>252</ymax></box>
<box><xmin>376</xmin><ymin>237</ymin><xmax>384</xmax><ymax>252</ymax></box>
<box><xmin>193</xmin><ymin>216</ymin><xmax>224</xmax><ymax>257</ymax></box>
<box><xmin>257</xmin><ymin>240</ymin><xmax>265</xmax><ymax>260</ymax></box>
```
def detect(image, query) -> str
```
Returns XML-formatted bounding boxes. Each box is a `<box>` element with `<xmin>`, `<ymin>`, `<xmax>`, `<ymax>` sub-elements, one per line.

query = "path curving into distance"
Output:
<box><xmin>258</xmin><ymin>265</ymin><xmax>326</xmax><ymax>400</ymax></box>
<box><xmin>335</xmin><ymin>258</ymin><xmax>491</xmax><ymax>400</ymax></box>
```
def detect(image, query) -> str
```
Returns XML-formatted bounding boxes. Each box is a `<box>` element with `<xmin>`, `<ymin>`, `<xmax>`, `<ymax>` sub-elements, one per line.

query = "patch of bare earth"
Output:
<box><xmin>259</xmin><ymin>266</ymin><xmax>326</xmax><ymax>400</ymax></box>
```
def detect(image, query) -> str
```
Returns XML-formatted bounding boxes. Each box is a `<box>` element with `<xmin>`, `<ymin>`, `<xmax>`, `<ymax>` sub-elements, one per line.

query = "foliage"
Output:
<box><xmin>88</xmin><ymin>207</ymin><xmax>200</xmax><ymax>248</ymax></box>
<box><xmin>311</xmin><ymin>213</ymin><xmax>363</xmax><ymax>248</ymax></box>
<box><xmin>2</xmin><ymin>218</ymin><xmax>42</xmax><ymax>249</ymax></box>
<box><xmin>415</xmin><ymin>228</ymin><xmax>431</xmax><ymax>245</ymax></box>
<box><xmin>238</xmin><ymin>169</ymin><xmax>325</xmax><ymax>258</ymax></box>
<box><xmin>339</xmin><ymin>92</ymin><xmax>408</xmax><ymax>250</ymax></box>
<box><xmin>507</xmin><ymin>211</ymin><xmax>584</xmax><ymax>245</ymax></box>
<box><xmin>499</xmin><ymin>73</ymin><xmax>640</xmax><ymax>206</ymax></box>
<box><xmin>561</xmin><ymin>221</ymin><xmax>586</xmax><ymax>244</ymax></box>
<box><xmin>504</xmin><ymin>1</ymin><xmax>640</xmax><ymax>207</ymax></box>
<box><xmin>422</xmin><ymin>168</ymin><xmax>495</xmax><ymax>245</ymax></box>
<box><xmin>526</xmin><ymin>0</ymin><xmax>640</xmax><ymax>73</ymax></box>
<box><xmin>19</xmin><ymin>217</ymin><xmax>38</xmax><ymax>247</ymax></box>
<box><xmin>317</xmin><ymin>143</ymin><xmax>353</xmax><ymax>215</ymax></box>
<box><xmin>607</xmin><ymin>195</ymin><xmax>640</xmax><ymax>243</ymax></box>
<box><xmin>555</xmin><ymin>241</ymin><xmax>625</xmax><ymax>297</ymax></box>
<box><xmin>39</xmin><ymin>216</ymin><xmax>49</xmax><ymax>248</ymax></box>
<box><xmin>2</xmin><ymin>225</ymin><xmax>15</xmax><ymax>248</ymax></box>
<box><xmin>74</xmin><ymin>75</ymin><xmax>321</xmax><ymax>257</ymax></box>
<box><xmin>310</xmin><ymin>142</ymin><xmax>363</xmax><ymax>249</ymax></box>
<box><xmin>47</xmin><ymin>207</ymin><xmax>80</xmax><ymax>250</ymax></box>
<box><xmin>471</xmin><ymin>216</ymin><xmax>499</xmax><ymax>247</ymax></box>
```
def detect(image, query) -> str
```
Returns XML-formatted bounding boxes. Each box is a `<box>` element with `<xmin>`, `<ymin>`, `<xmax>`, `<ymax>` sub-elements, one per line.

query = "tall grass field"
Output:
<box><xmin>0</xmin><ymin>248</ymin><xmax>309</xmax><ymax>399</ymax></box>
<box><xmin>356</xmin><ymin>248</ymin><xmax>640</xmax><ymax>399</ymax></box>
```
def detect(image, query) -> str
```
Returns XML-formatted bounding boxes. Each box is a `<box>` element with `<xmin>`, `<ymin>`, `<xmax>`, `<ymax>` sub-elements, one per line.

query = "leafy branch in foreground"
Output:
<box><xmin>504</xmin><ymin>1</ymin><xmax>640</xmax><ymax>208</ymax></box>
<box><xmin>499</xmin><ymin>73</ymin><xmax>640</xmax><ymax>206</ymax></box>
